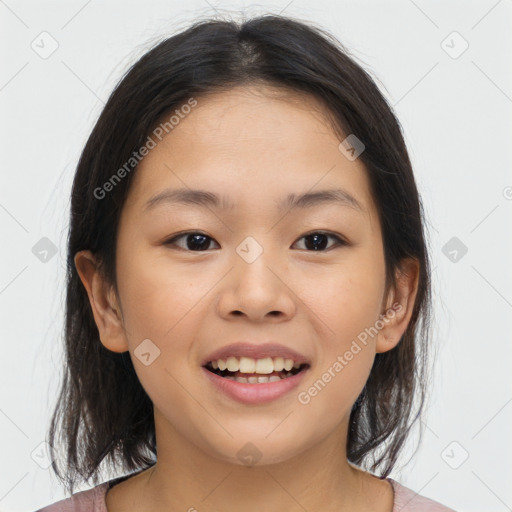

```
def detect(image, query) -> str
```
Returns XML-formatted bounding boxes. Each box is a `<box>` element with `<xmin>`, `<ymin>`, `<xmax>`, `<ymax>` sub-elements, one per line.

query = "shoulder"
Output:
<box><xmin>387</xmin><ymin>478</ymin><xmax>457</xmax><ymax>512</ymax></box>
<box><xmin>34</xmin><ymin>482</ymin><xmax>110</xmax><ymax>512</ymax></box>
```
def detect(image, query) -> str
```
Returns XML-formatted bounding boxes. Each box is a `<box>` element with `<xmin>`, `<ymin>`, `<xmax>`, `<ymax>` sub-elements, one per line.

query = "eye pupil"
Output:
<box><xmin>187</xmin><ymin>234</ymin><xmax>210</xmax><ymax>251</ymax></box>
<box><xmin>304</xmin><ymin>233</ymin><xmax>328</xmax><ymax>251</ymax></box>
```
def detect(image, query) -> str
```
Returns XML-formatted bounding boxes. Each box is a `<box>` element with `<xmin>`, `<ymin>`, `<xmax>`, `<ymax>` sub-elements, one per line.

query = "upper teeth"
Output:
<box><xmin>210</xmin><ymin>356</ymin><xmax>301</xmax><ymax>374</ymax></box>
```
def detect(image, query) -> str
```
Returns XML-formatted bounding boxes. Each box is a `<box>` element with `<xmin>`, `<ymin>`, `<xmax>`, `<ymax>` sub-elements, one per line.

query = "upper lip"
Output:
<box><xmin>201</xmin><ymin>342</ymin><xmax>310</xmax><ymax>366</ymax></box>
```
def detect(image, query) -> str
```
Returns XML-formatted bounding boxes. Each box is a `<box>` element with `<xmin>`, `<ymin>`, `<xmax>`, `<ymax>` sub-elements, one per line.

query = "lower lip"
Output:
<box><xmin>201</xmin><ymin>366</ymin><xmax>309</xmax><ymax>405</ymax></box>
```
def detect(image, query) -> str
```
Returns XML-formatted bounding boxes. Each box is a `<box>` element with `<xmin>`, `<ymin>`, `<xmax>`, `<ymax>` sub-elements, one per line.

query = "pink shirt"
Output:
<box><xmin>34</xmin><ymin>476</ymin><xmax>456</xmax><ymax>511</ymax></box>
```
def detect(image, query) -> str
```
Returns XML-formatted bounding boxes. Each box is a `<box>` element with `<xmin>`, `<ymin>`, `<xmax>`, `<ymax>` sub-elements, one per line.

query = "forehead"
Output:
<box><xmin>125</xmin><ymin>85</ymin><xmax>378</xmax><ymax>228</ymax></box>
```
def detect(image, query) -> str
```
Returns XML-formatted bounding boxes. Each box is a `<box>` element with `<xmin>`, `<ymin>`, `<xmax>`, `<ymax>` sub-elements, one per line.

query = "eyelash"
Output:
<box><xmin>163</xmin><ymin>230</ymin><xmax>348</xmax><ymax>252</ymax></box>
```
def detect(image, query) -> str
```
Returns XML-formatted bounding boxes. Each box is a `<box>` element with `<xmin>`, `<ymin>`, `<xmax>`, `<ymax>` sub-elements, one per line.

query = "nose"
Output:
<box><xmin>216</xmin><ymin>245</ymin><xmax>297</xmax><ymax>323</ymax></box>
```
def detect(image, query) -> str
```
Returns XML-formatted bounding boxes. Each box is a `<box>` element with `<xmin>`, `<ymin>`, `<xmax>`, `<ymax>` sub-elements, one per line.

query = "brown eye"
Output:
<box><xmin>164</xmin><ymin>232</ymin><xmax>219</xmax><ymax>251</ymax></box>
<box><xmin>292</xmin><ymin>231</ymin><xmax>347</xmax><ymax>252</ymax></box>
<box><xmin>163</xmin><ymin>230</ymin><xmax>347</xmax><ymax>253</ymax></box>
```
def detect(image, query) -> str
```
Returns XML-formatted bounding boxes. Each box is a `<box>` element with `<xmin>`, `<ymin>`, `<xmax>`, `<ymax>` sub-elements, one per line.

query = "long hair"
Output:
<box><xmin>48</xmin><ymin>13</ymin><xmax>433</xmax><ymax>494</ymax></box>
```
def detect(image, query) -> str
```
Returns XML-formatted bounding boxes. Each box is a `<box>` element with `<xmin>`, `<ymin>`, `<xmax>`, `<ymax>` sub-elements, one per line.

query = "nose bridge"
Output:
<box><xmin>235</xmin><ymin>235</ymin><xmax>267</xmax><ymax>266</ymax></box>
<box><xmin>232</xmin><ymin>234</ymin><xmax>279</xmax><ymax>296</ymax></box>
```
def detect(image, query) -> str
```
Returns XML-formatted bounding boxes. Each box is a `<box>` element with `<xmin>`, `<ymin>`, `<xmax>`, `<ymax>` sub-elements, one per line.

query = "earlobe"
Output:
<box><xmin>74</xmin><ymin>250</ymin><xmax>129</xmax><ymax>353</ymax></box>
<box><xmin>376</xmin><ymin>258</ymin><xmax>420</xmax><ymax>354</ymax></box>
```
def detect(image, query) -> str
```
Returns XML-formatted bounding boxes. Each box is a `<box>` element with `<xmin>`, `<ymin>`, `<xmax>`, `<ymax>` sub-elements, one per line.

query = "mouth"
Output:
<box><xmin>200</xmin><ymin>343</ymin><xmax>312</xmax><ymax>403</ymax></box>
<box><xmin>203</xmin><ymin>356</ymin><xmax>310</xmax><ymax>384</ymax></box>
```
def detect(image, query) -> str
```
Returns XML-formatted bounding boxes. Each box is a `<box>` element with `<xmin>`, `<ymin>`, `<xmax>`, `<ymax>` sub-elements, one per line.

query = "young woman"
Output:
<box><xmin>36</xmin><ymin>14</ymin><xmax>455</xmax><ymax>512</ymax></box>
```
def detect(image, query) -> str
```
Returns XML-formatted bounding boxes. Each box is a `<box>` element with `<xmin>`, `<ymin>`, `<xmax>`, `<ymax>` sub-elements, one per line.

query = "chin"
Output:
<box><xmin>199</xmin><ymin>430</ymin><xmax>313</xmax><ymax>469</ymax></box>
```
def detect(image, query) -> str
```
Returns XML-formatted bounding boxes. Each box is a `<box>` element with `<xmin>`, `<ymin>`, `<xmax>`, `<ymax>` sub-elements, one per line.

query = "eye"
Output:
<box><xmin>164</xmin><ymin>231</ymin><xmax>219</xmax><ymax>251</ymax></box>
<box><xmin>163</xmin><ymin>230</ymin><xmax>348</xmax><ymax>252</ymax></box>
<box><xmin>292</xmin><ymin>231</ymin><xmax>347</xmax><ymax>252</ymax></box>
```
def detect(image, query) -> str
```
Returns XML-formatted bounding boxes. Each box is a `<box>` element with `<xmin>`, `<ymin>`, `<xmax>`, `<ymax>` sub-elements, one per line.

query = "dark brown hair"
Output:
<box><xmin>48</xmin><ymin>13</ymin><xmax>434</xmax><ymax>494</ymax></box>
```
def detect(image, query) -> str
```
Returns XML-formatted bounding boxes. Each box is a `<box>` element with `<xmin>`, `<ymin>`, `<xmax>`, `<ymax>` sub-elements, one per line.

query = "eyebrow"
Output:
<box><xmin>143</xmin><ymin>187</ymin><xmax>364</xmax><ymax>213</ymax></box>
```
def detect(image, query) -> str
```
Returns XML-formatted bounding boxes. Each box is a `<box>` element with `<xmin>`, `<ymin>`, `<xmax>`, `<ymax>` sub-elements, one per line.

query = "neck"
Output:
<box><xmin>127</xmin><ymin>409</ymin><xmax>392</xmax><ymax>512</ymax></box>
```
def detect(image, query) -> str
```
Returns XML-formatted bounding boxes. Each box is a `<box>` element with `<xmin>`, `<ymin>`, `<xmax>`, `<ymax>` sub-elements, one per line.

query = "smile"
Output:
<box><xmin>204</xmin><ymin>356</ymin><xmax>309</xmax><ymax>383</ymax></box>
<box><xmin>202</xmin><ymin>359</ymin><xmax>310</xmax><ymax>405</ymax></box>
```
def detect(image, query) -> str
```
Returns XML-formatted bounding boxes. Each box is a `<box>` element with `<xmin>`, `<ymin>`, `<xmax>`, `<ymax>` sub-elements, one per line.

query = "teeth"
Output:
<box><xmin>255</xmin><ymin>357</ymin><xmax>274</xmax><ymax>374</ymax></box>
<box><xmin>283</xmin><ymin>359</ymin><xmax>294</xmax><ymax>371</ymax></box>
<box><xmin>231</xmin><ymin>373</ymin><xmax>295</xmax><ymax>384</ymax></box>
<box><xmin>233</xmin><ymin>375</ymin><xmax>284</xmax><ymax>384</ymax></box>
<box><xmin>209</xmin><ymin>356</ymin><xmax>303</xmax><ymax>375</ymax></box>
<box><xmin>273</xmin><ymin>357</ymin><xmax>284</xmax><ymax>371</ymax></box>
<box><xmin>239</xmin><ymin>356</ymin><xmax>256</xmax><ymax>373</ymax></box>
<box><xmin>226</xmin><ymin>356</ymin><xmax>239</xmax><ymax>372</ymax></box>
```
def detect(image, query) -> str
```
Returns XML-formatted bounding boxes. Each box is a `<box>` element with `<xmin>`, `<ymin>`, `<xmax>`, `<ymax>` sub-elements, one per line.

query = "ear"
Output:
<box><xmin>74</xmin><ymin>250</ymin><xmax>129</xmax><ymax>353</ymax></box>
<box><xmin>375</xmin><ymin>257</ymin><xmax>420</xmax><ymax>354</ymax></box>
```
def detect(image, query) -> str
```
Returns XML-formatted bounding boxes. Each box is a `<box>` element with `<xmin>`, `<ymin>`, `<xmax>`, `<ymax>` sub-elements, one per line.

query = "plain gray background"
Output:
<box><xmin>1</xmin><ymin>1</ymin><xmax>511</xmax><ymax>511</ymax></box>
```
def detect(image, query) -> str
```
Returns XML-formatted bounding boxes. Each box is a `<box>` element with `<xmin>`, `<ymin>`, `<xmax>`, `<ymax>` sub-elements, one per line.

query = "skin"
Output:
<box><xmin>75</xmin><ymin>85</ymin><xmax>419</xmax><ymax>512</ymax></box>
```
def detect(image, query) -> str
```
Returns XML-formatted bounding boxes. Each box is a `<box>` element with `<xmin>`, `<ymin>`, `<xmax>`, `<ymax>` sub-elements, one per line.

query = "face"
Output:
<box><xmin>77</xmin><ymin>85</ymin><xmax>416</xmax><ymax>467</ymax></box>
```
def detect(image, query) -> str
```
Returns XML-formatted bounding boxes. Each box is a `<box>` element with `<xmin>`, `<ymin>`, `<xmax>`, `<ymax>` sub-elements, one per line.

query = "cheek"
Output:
<box><xmin>303</xmin><ymin>254</ymin><xmax>384</xmax><ymax>405</ymax></box>
<box><xmin>295</xmin><ymin>335</ymin><xmax>375</xmax><ymax>447</ymax></box>
<box><xmin>116</xmin><ymin>244</ymin><xmax>217</xmax><ymax>387</ymax></box>
<box><xmin>116</xmin><ymin>247</ymin><xmax>208</xmax><ymax>419</ymax></box>
<box><xmin>307</xmin><ymin>260</ymin><xmax>385</xmax><ymax>341</ymax></box>
<box><xmin>116</xmin><ymin>243</ymin><xmax>212</xmax><ymax>340</ymax></box>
